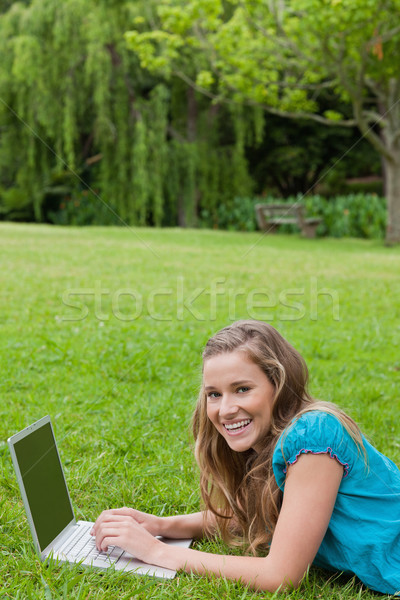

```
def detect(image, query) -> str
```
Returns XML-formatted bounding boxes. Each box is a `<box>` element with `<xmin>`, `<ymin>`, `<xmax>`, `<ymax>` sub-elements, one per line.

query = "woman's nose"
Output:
<box><xmin>219</xmin><ymin>393</ymin><xmax>238</xmax><ymax>418</ymax></box>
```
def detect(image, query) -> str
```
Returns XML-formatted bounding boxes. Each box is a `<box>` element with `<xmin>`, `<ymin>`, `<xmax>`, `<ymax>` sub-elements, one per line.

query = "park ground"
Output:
<box><xmin>0</xmin><ymin>222</ymin><xmax>399</xmax><ymax>599</ymax></box>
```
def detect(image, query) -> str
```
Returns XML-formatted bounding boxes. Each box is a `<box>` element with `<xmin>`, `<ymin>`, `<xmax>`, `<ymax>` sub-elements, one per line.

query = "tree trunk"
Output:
<box><xmin>178</xmin><ymin>196</ymin><xmax>186</xmax><ymax>227</ymax></box>
<box><xmin>187</xmin><ymin>86</ymin><xmax>197</xmax><ymax>143</ymax></box>
<box><xmin>185</xmin><ymin>87</ymin><xmax>199</xmax><ymax>228</ymax></box>
<box><xmin>382</xmin><ymin>152</ymin><xmax>400</xmax><ymax>244</ymax></box>
<box><xmin>376</xmin><ymin>83</ymin><xmax>400</xmax><ymax>245</ymax></box>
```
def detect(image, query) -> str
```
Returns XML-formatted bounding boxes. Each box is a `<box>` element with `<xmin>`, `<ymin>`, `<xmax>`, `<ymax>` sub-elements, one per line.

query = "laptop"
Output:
<box><xmin>8</xmin><ymin>415</ymin><xmax>192</xmax><ymax>578</ymax></box>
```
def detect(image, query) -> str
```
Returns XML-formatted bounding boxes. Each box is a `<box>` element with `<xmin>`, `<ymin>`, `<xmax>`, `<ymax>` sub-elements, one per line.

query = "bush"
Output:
<box><xmin>200</xmin><ymin>193</ymin><xmax>387</xmax><ymax>239</ymax></box>
<box><xmin>199</xmin><ymin>196</ymin><xmax>259</xmax><ymax>231</ymax></box>
<box><xmin>304</xmin><ymin>193</ymin><xmax>386</xmax><ymax>239</ymax></box>
<box><xmin>46</xmin><ymin>189</ymin><xmax>120</xmax><ymax>226</ymax></box>
<box><xmin>0</xmin><ymin>187</ymin><xmax>34</xmax><ymax>221</ymax></box>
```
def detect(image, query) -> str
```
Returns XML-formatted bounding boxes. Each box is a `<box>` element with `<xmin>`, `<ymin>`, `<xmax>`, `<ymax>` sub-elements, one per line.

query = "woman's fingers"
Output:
<box><xmin>93</xmin><ymin>515</ymin><xmax>161</xmax><ymax>562</ymax></box>
<box><xmin>96</xmin><ymin>525</ymin><xmax>125</xmax><ymax>552</ymax></box>
<box><xmin>91</xmin><ymin>507</ymin><xmax>161</xmax><ymax>537</ymax></box>
<box><xmin>90</xmin><ymin>507</ymin><xmax>164</xmax><ymax>562</ymax></box>
<box><xmin>91</xmin><ymin>508</ymin><xmax>136</xmax><ymax>534</ymax></box>
<box><xmin>94</xmin><ymin>518</ymin><xmax>131</xmax><ymax>550</ymax></box>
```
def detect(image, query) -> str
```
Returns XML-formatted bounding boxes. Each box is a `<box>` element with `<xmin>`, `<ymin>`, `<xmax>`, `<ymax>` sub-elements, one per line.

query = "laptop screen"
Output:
<box><xmin>12</xmin><ymin>420</ymin><xmax>74</xmax><ymax>551</ymax></box>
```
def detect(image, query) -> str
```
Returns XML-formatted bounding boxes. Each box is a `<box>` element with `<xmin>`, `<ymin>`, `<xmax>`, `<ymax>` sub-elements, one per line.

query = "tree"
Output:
<box><xmin>246</xmin><ymin>111</ymin><xmax>381</xmax><ymax>198</ymax></box>
<box><xmin>0</xmin><ymin>0</ymin><xmax>254</xmax><ymax>227</ymax></box>
<box><xmin>127</xmin><ymin>0</ymin><xmax>400</xmax><ymax>243</ymax></box>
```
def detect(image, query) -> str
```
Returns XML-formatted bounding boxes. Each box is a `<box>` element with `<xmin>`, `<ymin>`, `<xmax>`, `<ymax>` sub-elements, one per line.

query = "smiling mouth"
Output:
<box><xmin>223</xmin><ymin>419</ymin><xmax>252</xmax><ymax>433</ymax></box>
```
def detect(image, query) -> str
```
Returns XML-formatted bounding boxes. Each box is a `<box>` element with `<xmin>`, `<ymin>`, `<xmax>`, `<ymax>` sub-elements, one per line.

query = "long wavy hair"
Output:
<box><xmin>192</xmin><ymin>320</ymin><xmax>363</xmax><ymax>555</ymax></box>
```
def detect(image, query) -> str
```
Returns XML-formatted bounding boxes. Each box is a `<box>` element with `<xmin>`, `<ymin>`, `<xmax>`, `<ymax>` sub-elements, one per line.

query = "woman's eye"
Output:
<box><xmin>237</xmin><ymin>386</ymin><xmax>250</xmax><ymax>393</ymax></box>
<box><xmin>207</xmin><ymin>392</ymin><xmax>220</xmax><ymax>399</ymax></box>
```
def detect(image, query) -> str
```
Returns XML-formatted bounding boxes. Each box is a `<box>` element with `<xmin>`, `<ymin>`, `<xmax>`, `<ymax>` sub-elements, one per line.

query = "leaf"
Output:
<box><xmin>323</xmin><ymin>110</ymin><xmax>344</xmax><ymax>121</ymax></box>
<box><xmin>196</xmin><ymin>70</ymin><xmax>214</xmax><ymax>89</ymax></box>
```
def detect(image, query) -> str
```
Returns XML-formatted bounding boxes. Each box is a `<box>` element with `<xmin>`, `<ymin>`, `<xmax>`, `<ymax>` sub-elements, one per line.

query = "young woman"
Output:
<box><xmin>92</xmin><ymin>320</ymin><xmax>400</xmax><ymax>594</ymax></box>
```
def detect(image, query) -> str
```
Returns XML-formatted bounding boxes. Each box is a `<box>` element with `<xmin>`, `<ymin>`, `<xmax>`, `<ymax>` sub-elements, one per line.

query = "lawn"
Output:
<box><xmin>0</xmin><ymin>222</ymin><xmax>399</xmax><ymax>599</ymax></box>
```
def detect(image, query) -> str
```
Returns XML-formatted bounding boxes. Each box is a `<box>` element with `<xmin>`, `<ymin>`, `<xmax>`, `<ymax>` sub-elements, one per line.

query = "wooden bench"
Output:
<box><xmin>255</xmin><ymin>203</ymin><xmax>322</xmax><ymax>238</ymax></box>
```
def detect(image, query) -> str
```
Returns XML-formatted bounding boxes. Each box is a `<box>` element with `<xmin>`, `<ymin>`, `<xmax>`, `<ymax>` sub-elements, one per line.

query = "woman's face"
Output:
<box><xmin>204</xmin><ymin>350</ymin><xmax>275</xmax><ymax>453</ymax></box>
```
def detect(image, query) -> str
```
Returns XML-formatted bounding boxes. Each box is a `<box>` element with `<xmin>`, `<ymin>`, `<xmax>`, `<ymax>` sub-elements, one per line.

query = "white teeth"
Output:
<box><xmin>224</xmin><ymin>419</ymin><xmax>251</xmax><ymax>431</ymax></box>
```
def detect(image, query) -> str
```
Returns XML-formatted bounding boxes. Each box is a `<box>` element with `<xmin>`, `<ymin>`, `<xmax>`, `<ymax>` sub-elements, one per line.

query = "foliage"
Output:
<box><xmin>127</xmin><ymin>0</ymin><xmax>400</xmax><ymax>243</ymax></box>
<box><xmin>245</xmin><ymin>112</ymin><xmax>381</xmax><ymax>198</ymax></box>
<box><xmin>42</xmin><ymin>187</ymin><xmax>387</xmax><ymax>238</ymax></box>
<box><xmin>200</xmin><ymin>196</ymin><xmax>258</xmax><ymax>231</ymax></box>
<box><xmin>305</xmin><ymin>194</ymin><xmax>387</xmax><ymax>239</ymax></box>
<box><xmin>1</xmin><ymin>222</ymin><xmax>399</xmax><ymax>598</ymax></box>
<box><xmin>127</xmin><ymin>0</ymin><xmax>400</xmax><ymax>119</ymax></box>
<box><xmin>0</xmin><ymin>185</ymin><xmax>34</xmax><ymax>221</ymax></box>
<box><xmin>0</xmin><ymin>0</ymin><xmax>386</xmax><ymax>231</ymax></box>
<box><xmin>0</xmin><ymin>0</ymin><xmax>254</xmax><ymax>227</ymax></box>
<box><xmin>46</xmin><ymin>189</ymin><xmax>120</xmax><ymax>227</ymax></box>
<box><xmin>0</xmin><ymin>1</ymin><xmax>390</xmax><ymax>231</ymax></box>
<box><xmin>198</xmin><ymin>194</ymin><xmax>387</xmax><ymax>239</ymax></box>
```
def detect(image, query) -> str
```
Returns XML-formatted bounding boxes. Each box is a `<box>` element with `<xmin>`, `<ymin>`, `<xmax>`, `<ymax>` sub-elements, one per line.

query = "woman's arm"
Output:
<box><xmin>92</xmin><ymin>453</ymin><xmax>343</xmax><ymax>592</ymax></box>
<box><xmin>159</xmin><ymin>510</ymin><xmax>218</xmax><ymax>539</ymax></box>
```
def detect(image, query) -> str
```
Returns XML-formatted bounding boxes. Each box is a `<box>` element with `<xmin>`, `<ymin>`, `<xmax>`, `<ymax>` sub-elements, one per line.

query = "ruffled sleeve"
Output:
<box><xmin>272</xmin><ymin>411</ymin><xmax>357</xmax><ymax>491</ymax></box>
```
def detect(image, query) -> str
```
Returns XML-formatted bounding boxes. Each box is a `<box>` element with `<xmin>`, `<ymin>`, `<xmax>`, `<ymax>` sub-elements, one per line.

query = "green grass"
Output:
<box><xmin>1</xmin><ymin>222</ymin><xmax>399</xmax><ymax>599</ymax></box>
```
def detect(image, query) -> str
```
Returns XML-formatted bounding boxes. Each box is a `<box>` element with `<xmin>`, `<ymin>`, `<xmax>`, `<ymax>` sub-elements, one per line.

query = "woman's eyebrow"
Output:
<box><xmin>205</xmin><ymin>380</ymin><xmax>252</xmax><ymax>391</ymax></box>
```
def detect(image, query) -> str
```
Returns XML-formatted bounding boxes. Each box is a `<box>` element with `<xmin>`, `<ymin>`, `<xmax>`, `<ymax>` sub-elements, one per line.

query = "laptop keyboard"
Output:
<box><xmin>59</xmin><ymin>522</ymin><xmax>125</xmax><ymax>564</ymax></box>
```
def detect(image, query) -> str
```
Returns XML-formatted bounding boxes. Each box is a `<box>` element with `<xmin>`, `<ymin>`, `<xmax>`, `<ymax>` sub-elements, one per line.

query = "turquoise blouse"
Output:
<box><xmin>272</xmin><ymin>411</ymin><xmax>400</xmax><ymax>595</ymax></box>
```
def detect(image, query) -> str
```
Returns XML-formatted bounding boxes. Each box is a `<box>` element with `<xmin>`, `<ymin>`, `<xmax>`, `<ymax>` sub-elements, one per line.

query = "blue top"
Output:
<box><xmin>272</xmin><ymin>410</ymin><xmax>400</xmax><ymax>595</ymax></box>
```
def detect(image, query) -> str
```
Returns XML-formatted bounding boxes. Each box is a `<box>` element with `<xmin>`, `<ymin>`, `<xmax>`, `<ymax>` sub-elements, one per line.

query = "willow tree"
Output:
<box><xmin>0</xmin><ymin>0</ymin><xmax>169</xmax><ymax>224</ymax></box>
<box><xmin>125</xmin><ymin>4</ymin><xmax>257</xmax><ymax>227</ymax></box>
<box><xmin>0</xmin><ymin>0</ymin><xmax>255</xmax><ymax>227</ymax></box>
<box><xmin>127</xmin><ymin>0</ymin><xmax>400</xmax><ymax>243</ymax></box>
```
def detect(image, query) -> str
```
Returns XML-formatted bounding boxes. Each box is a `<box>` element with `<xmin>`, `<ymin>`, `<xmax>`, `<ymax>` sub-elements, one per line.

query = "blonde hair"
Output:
<box><xmin>192</xmin><ymin>320</ymin><xmax>364</xmax><ymax>555</ymax></box>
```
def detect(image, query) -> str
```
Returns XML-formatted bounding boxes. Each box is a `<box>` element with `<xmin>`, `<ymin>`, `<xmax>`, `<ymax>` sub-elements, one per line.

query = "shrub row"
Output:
<box><xmin>7</xmin><ymin>190</ymin><xmax>386</xmax><ymax>239</ymax></box>
<box><xmin>199</xmin><ymin>194</ymin><xmax>387</xmax><ymax>239</ymax></box>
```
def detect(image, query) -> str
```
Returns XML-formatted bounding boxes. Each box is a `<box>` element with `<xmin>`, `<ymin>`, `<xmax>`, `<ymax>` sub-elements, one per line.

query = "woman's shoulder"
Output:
<box><xmin>272</xmin><ymin>409</ymin><xmax>357</xmax><ymax>488</ymax></box>
<box><xmin>278</xmin><ymin>409</ymin><xmax>348</xmax><ymax>445</ymax></box>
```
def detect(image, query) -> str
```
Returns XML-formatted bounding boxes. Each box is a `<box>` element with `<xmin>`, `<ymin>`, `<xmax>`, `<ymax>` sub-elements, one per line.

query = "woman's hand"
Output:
<box><xmin>90</xmin><ymin>507</ymin><xmax>164</xmax><ymax>563</ymax></box>
<box><xmin>111</xmin><ymin>507</ymin><xmax>163</xmax><ymax>535</ymax></box>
